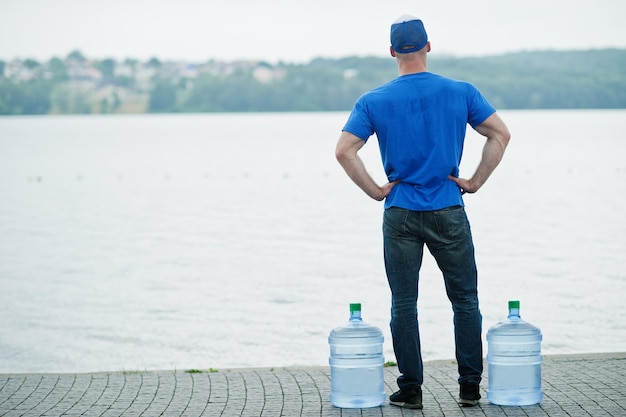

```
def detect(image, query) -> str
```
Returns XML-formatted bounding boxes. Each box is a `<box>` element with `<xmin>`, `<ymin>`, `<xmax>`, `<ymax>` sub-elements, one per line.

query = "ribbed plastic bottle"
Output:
<box><xmin>486</xmin><ymin>300</ymin><xmax>543</xmax><ymax>406</ymax></box>
<box><xmin>328</xmin><ymin>303</ymin><xmax>385</xmax><ymax>408</ymax></box>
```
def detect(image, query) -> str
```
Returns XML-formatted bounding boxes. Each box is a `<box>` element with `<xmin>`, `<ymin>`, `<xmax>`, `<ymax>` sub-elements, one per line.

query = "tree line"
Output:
<box><xmin>1</xmin><ymin>49</ymin><xmax>624</xmax><ymax>115</ymax></box>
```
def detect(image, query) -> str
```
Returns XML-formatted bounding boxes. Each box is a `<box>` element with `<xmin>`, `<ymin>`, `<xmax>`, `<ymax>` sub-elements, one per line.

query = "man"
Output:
<box><xmin>335</xmin><ymin>15</ymin><xmax>510</xmax><ymax>409</ymax></box>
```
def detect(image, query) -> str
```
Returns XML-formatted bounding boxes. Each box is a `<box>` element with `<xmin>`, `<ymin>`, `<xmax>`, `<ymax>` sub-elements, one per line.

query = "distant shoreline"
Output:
<box><xmin>1</xmin><ymin>49</ymin><xmax>625</xmax><ymax>115</ymax></box>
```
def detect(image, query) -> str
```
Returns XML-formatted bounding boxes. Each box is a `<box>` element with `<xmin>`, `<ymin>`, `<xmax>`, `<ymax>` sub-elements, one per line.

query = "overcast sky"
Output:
<box><xmin>1</xmin><ymin>0</ymin><xmax>625</xmax><ymax>63</ymax></box>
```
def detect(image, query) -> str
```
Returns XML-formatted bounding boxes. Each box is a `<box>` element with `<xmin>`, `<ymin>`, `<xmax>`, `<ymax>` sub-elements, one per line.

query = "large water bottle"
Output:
<box><xmin>328</xmin><ymin>303</ymin><xmax>385</xmax><ymax>408</ymax></box>
<box><xmin>486</xmin><ymin>300</ymin><xmax>543</xmax><ymax>406</ymax></box>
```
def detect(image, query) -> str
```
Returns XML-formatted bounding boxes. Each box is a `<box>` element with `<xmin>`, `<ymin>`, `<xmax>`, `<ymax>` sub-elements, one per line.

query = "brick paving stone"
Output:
<box><xmin>0</xmin><ymin>353</ymin><xmax>624</xmax><ymax>416</ymax></box>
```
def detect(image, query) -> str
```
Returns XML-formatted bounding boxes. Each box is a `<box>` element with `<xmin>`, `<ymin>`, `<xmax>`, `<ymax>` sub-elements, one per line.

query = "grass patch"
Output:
<box><xmin>185</xmin><ymin>368</ymin><xmax>219</xmax><ymax>373</ymax></box>
<box><xmin>384</xmin><ymin>361</ymin><xmax>397</xmax><ymax>367</ymax></box>
<box><xmin>121</xmin><ymin>369</ymin><xmax>148</xmax><ymax>375</ymax></box>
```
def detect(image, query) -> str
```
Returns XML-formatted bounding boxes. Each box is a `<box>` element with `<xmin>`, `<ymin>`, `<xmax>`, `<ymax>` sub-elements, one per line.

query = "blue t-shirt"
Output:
<box><xmin>343</xmin><ymin>72</ymin><xmax>495</xmax><ymax>211</ymax></box>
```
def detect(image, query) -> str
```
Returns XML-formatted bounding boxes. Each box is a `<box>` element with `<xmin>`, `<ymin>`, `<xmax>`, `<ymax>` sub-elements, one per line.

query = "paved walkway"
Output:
<box><xmin>0</xmin><ymin>352</ymin><xmax>624</xmax><ymax>417</ymax></box>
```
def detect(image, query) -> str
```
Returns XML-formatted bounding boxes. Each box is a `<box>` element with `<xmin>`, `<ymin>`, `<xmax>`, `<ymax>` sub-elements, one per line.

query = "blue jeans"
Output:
<box><xmin>383</xmin><ymin>206</ymin><xmax>483</xmax><ymax>390</ymax></box>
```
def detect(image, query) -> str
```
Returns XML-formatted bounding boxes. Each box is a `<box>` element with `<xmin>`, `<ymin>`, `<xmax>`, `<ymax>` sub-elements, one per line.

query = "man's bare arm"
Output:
<box><xmin>449</xmin><ymin>113</ymin><xmax>511</xmax><ymax>193</ymax></box>
<box><xmin>335</xmin><ymin>131</ymin><xmax>398</xmax><ymax>201</ymax></box>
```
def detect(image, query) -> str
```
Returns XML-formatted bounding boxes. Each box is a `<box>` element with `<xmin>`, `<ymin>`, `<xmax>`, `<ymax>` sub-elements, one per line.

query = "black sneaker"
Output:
<box><xmin>389</xmin><ymin>387</ymin><xmax>423</xmax><ymax>409</ymax></box>
<box><xmin>458</xmin><ymin>382</ymin><xmax>481</xmax><ymax>407</ymax></box>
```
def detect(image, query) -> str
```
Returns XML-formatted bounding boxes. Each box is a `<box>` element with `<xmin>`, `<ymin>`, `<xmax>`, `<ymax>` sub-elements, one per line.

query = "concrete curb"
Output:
<box><xmin>1</xmin><ymin>352</ymin><xmax>624</xmax><ymax>416</ymax></box>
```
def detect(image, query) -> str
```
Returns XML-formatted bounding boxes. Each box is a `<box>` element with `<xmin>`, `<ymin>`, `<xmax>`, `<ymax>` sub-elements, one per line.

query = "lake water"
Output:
<box><xmin>0</xmin><ymin>110</ymin><xmax>625</xmax><ymax>374</ymax></box>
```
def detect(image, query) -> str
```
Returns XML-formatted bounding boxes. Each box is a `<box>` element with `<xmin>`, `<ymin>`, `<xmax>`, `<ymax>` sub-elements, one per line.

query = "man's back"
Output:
<box><xmin>343</xmin><ymin>72</ymin><xmax>495</xmax><ymax>211</ymax></box>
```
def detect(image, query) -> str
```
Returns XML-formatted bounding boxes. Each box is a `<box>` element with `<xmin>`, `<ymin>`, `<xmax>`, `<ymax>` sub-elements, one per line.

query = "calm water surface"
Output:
<box><xmin>0</xmin><ymin>110</ymin><xmax>624</xmax><ymax>373</ymax></box>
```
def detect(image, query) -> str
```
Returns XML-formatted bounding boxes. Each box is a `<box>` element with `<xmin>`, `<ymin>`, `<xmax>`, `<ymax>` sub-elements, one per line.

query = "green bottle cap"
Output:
<box><xmin>508</xmin><ymin>300</ymin><xmax>520</xmax><ymax>309</ymax></box>
<box><xmin>350</xmin><ymin>303</ymin><xmax>362</xmax><ymax>313</ymax></box>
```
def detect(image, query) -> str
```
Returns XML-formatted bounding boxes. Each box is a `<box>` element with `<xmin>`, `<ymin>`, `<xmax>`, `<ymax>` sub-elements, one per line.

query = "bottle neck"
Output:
<box><xmin>350</xmin><ymin>310</ymin><xmax>362</xmax><ymax>321</ymax></box>
<box><xmin>508</xmin><ymin>307</ymin><xmax>520</xmax><ymax>319</ymax></box>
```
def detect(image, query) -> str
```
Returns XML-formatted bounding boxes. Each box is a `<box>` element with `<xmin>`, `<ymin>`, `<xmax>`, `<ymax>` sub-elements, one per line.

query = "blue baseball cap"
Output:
<box><xmin>390</xmin><ymin>15</ymin><xmax>428</xmax><ymax>53</ymax></box>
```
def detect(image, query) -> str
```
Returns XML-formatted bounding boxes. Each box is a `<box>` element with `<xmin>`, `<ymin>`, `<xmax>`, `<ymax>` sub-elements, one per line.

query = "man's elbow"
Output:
<box><xmin>491</xmin><ymin>122</ymin><xmax>511</xmax><ymax>152</ymax></box>
<box><xmin>335</xmin><ymin>140</ymin><xmax>355</xmax><ymax>165</ymax></box>
<box><xmin>335</xmin><ymin>131</ymin><xmax>365</xmax><ymax>166</ymax></box>
<box><xmin>500</xmin><ymin>127</ymin><xmax>511</xmax><ymax>150</ymax></box>
<box><xmin>335</xmin><ymin>145</ymin><xmax>350</xmax><ymax>164</ymax></box>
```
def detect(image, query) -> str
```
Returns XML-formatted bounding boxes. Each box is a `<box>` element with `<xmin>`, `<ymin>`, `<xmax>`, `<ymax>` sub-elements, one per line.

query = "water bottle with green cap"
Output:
<box><xmin>486</xmin><ymin>300</ymin><xmax>543</xmax><ymax>405</ymax></box>
<box><xmin>328</xmin><ymin>303</ymin><xmax>385</xmax><ymax>408</ymax></box>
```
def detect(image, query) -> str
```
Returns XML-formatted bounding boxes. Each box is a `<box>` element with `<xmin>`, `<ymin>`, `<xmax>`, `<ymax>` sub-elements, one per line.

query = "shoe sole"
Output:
<box><xmin>458</xmin><ymin>398</ymin><xmax>479</xmax><ymax>407</ymax></box>
<box><xmin>390</xmin><ymin>400</ymin><xmax>423</xmax><ymax>409</ymax></box>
